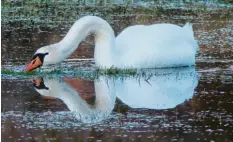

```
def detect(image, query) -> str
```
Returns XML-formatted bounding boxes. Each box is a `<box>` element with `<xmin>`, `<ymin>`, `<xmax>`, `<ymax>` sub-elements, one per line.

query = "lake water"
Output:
<box><xmin>2</xmin><ymin>60</ymin><xmax>233</xmax><ymax>141</ymax></box>
<box><xmin>1</xmin><ymin>1</ymin><xmax>233</xmax><ymax>142</ymax></box>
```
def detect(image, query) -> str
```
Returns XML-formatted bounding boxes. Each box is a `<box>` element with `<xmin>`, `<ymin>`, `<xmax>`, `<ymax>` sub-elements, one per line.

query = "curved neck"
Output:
<box><xmin>59</xmin><ymin>16</ymin><xmax>115</xmax><ymax>67</ymax></box>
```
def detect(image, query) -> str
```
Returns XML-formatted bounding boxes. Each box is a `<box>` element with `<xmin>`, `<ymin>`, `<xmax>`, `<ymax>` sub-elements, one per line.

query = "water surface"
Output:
<box><xmin>2</xmin><ymin>65</ymin><xmax>233</xmax><ymax>142</ymax></box>
<box><xmin>1</xmin><ymin>1</ymin><xmax>233</xmax><ymax>141</ymax></box>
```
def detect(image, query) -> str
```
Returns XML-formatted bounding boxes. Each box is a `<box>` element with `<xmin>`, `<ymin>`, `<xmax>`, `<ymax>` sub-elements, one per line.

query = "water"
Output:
<box><xmin>1</xmin><ymin>64</ymin><xmax>233</xmax><ymax>141</ymax></box>
<box><xmin>1</xmin><ymin>1</ymin><xmax>233</xmax><ymax>142</ymax></box>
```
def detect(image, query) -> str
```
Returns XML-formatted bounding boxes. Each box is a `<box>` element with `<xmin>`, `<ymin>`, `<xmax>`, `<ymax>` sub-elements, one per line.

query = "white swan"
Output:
<box><xmin>25</xmin><ymin>16</ymin><xmax>199</xmax><ymax>71</ymax></box>
<box><xmin>33</xmin><ymin>77</ymin><xmax>116</xmax><ymax>123</ymax></box>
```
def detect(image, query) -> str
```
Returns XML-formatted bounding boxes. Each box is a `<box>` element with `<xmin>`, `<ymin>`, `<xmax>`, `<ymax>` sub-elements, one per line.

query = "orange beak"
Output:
<box><xmin>25</xmin><ymin>56</ymin><xmax>42</xmax><ymax>72</ymax></box>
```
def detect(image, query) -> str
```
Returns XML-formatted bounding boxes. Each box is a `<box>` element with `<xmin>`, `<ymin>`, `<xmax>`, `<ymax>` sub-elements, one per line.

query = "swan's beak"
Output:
<box><xmin>25</xmin><ymin>56</ymin><xmax>42</xmax><ymax>72</ymax></box>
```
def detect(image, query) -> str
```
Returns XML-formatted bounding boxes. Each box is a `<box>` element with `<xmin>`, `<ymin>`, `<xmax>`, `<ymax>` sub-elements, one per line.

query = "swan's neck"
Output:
<box><xmin>59</xmin><ymin>16</ymin><xmax>115</xmax><ymax>67</ymax></box>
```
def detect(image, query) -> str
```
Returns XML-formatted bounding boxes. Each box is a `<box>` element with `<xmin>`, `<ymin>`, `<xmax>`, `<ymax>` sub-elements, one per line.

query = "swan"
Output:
<box><xmin>33</xmin><ymin>77</ymin><xmax>116</xmax><ymax>123</ymax></box>
<box><xmin>24</xmin><ymin>16</ymin><xmax>199</xmax><ymax>71</ymax></box>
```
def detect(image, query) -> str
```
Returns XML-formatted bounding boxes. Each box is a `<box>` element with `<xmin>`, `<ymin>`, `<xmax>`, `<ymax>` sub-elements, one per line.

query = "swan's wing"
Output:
<box><xmin>116</xmin><ymin>23</ymin><xmax>195</xmax><ymax>51</ymax></box>
<box><xmin>115</xmin><ymin>24</ymin><xmax>198</xmax><ymax>68</ymax></box>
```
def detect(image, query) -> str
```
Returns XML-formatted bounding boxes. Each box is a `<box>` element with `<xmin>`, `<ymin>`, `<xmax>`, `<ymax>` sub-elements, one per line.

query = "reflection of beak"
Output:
<box><xmin>32</xmin><ymin>78</ymin><xmax>42</xmax><ymax>87</ymax></box>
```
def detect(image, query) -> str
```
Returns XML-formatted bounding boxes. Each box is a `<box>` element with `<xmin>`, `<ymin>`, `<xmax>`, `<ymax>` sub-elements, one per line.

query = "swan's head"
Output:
<box><xmin>25</xmin><ymin>43</ymin><xmax>61</xmax><ymax>72</ymax></box>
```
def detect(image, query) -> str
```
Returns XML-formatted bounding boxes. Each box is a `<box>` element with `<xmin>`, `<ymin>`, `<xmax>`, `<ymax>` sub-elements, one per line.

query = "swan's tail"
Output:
<box><xmin>183</xmin><ymin>23</ymin><xmax>194</xmax><ymax>38</ymax></box>
<box><xmin>183</xmin><ymin>23</ymin><xmax>199</xmax><ymax>55</ymax></box>
<box><xmin>194</xmin><ymin>39</ymin><xmax>199</xmax><ymax>56</ymax></box>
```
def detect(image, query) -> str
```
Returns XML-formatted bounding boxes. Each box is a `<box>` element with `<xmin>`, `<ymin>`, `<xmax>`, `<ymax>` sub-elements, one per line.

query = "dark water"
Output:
<box><xmin>1</xmin><ymin>63</ymin><xmax>233</xmax><ymax>142</ymax></box>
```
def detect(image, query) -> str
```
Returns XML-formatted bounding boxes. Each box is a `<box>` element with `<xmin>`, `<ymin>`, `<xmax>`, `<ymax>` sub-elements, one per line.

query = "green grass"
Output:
<box><xmin>1</xmin><ymin>68</ymin><xmax>38</xmax><ymax>75</ymax></box>
<box><xmin>1</xmin><ymin>67</ymin><xmax>189</xmax><ymax>80</ymax></box>
<box><xmin>1</xmin><ymin>67</ymin><xmax>153</xmax><ymax>82</ymax></box>
<box><xmin>1</xmin><ymin>67</ymin><xmax>137</xmax><ymax>76</ymax></box>
<box><xmin>1</xmin><ymin>68</ymin><xmax>61</xmax><ymax>76</ymax></box>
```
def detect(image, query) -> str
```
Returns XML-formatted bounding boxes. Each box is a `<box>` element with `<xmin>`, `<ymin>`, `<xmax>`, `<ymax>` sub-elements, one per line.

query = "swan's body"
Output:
<box><xmin>116</xmin><ymin>24</ymin><xmax>198</xmax><ymax>68</ymax></box>
<box><xmin>25</xmin><ymin>16</ymin><xmax>199</xmax><ymax>71</ymax></box>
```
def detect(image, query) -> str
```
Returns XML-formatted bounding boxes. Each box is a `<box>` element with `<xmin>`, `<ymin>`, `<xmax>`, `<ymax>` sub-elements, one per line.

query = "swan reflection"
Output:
<box><xmin>116</xmin><ymin>67</ymin><xmax>198</xmax><ymax>109</ymax></box>
<box><xmin>33</xmin><ymin>77</ymin><xmax>116</xmax><ymax>123</ymax></box>
<box><xmin>33</xmin><ymin>67</ymin><xmax>198</xmax><ymax>123</ymax></box>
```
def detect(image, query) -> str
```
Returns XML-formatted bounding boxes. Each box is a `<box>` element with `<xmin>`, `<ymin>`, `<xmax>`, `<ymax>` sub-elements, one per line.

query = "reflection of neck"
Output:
<box><xmin>36</xmin><ymin>78</ymin><xmax>115</xmax><ymax>113</ymax></box>
<box><xmin>59</xmin><ymin>16</ymin><xmax>115</xmax><ymax>67</ymax></box>
<box><xmin>34</xmin><ymin>77</ymin><xmax>116</xmax><ymax>123</ymax></box>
